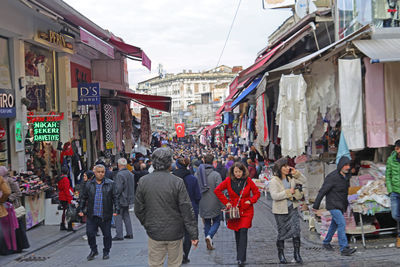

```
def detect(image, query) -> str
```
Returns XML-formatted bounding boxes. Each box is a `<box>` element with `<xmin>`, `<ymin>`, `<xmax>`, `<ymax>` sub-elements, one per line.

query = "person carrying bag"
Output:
<box><xmin>214</xmin><ymin>162</ymin><xmax>260</xmax><ymax>267</ymax></box>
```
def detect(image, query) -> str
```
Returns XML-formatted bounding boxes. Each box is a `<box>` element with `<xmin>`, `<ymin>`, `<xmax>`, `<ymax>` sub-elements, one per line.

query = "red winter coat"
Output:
<box><xmin>58</xmin><ymin>175</ymin><xmax>72</xmax><ymax>203</ymax></box>
<box><xmin>214</xmin><ymin>177</ymin><xmax>260</xmax><ymax>231</ymax></box>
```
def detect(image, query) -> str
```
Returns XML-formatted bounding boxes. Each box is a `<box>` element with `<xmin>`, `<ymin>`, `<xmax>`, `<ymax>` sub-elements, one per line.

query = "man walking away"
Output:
<box><xmin>386</xmin><ymin>139</ymin><xmax>400</xmax><ymax>247</ymax></box>
<box><xmin>135</xmin><ymin>148</ymin><xmax>199</xmax><ymax>267</ymax></box>
<box><xmin>196</xmin><ymin>154</ymin><xmax>224</xmax><ymax>250</ymax></box>
<box><xmin>313</xmin><ymin>156</ymin><xmax>356</xmax><ymax>256</ymax></box>
<box><xmin>113</xmin><ymin>158</ymin><xmax>135</xmax><ymax>241</ymax></box>
<box><xmin>78</xmin><ymin>165</ymin><xmax>120</xmax><ymax>261</ymax></box>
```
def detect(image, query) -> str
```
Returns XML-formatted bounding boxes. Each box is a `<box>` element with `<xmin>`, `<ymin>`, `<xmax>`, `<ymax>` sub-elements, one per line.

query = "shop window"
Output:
<box><xmin>24</xmin><ymin>42</ymin><xmax>56</xmax><ymax>111</ymax></box>
<box><xmin>338</xmin><ymin>0</ymin><xmax>399</xmax><ymax>39</ymax></box>
<box><xmin>0</xmin><ymin>37</ymin><xmax>12</xmax><ymax>89</ymax></box>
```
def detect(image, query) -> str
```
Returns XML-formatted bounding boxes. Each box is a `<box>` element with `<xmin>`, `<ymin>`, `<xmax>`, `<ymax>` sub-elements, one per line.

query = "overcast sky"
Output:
<box><xmin>64</xmin><ymin>0</ymin><xmax>292</xmax><ymax>87</ymax></box>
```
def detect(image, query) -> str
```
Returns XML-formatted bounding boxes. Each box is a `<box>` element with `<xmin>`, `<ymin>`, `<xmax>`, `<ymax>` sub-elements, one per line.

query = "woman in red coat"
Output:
<box><xmin>214</xmin><ymin>162</ymin><xmax>260</xmax><ymax>266</ymax></box>
<box><xmin>58</xmin><ymin>166</ymin><xmax>73</xmax><ymax>231</ymax></box>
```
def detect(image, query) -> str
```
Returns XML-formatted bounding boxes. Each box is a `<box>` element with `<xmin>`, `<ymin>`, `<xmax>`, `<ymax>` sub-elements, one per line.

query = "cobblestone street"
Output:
<box><xmin>2</xmin><ymin>198</ymin><xmax>400</xmax><ymax>267</ymax></box>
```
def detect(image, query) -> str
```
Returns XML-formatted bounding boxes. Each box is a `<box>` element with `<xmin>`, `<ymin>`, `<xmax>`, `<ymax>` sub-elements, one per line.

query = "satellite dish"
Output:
<box><xmin>295</xmin><ymin>0</ymin><xmax>317</xmax><ymax>19</ymax></box>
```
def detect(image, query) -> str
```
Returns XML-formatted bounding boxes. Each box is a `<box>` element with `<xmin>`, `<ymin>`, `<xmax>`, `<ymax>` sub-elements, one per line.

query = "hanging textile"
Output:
<box><xmin>338</xmin><ymin>58</ymin><xmax>365</xmax><ymax>150</ymax></box>
<box><xmin>384</xmin><ymin>62</ymin><xmax>400</xmax><ymax>145</ymax></box>
<box><xmin>305</xmin><ymin>61</ymin><xmax>338</xmax><ymax>134</ymax></box>
<box><xmin>336</xmin><ymin>132</ymin><xmax>351</xmax><ymax>164</ymax></box>
<box><xmin>276</xmin><ymin>74</ymin><xmax>308</xmax><ymax>157</ymax></box>
<box><xmin>364</xmin><ymin>58</ymin><xmax>388</xmax><ymax>148</ymax></box>
<box><xmin>140</xmin><ymin>107</ymin><xmax>151</xmax><ymax>147</ymax></box>
<box><xmin>255</xmin><ymin>93</ymin><xmax>269</xmax><ymax>150</ymax></box>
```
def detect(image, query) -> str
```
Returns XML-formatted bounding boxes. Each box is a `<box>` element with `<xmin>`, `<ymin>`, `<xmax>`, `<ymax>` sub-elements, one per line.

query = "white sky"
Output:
<box><xmin>64</xmin><ymin>0</ymin><xmax>292</xmax><ymax>87</ymax></box>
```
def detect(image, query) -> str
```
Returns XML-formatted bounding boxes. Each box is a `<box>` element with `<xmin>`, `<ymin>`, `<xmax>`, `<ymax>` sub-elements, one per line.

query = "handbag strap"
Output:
<box><xmin>235</xmin><ymin>179</ymin><xmax>247</xmax><ymax>208</ymax></box>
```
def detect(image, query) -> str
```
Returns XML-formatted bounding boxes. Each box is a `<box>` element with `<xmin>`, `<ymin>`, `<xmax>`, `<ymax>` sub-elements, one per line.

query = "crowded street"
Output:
<box><xmin>3</xmin><ymin>0</ymin><xmax>400</xmax><ymax>266</ymax></box>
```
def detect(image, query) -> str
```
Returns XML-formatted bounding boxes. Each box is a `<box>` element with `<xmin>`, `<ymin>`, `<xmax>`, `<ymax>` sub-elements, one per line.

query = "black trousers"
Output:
<box><xmin>86</xmin><ymin>216</ymin><xmax>112</xmax><ymax>253</ymax></box>
<box><xmin>183</xmin><ymin>217</ymin><xmax>198</xmax><ymax>259</ymax></box>
<box><xmin>234</xmin><ymin>228</ymin><xmax>248</xmax><ymax>262</ymax></box>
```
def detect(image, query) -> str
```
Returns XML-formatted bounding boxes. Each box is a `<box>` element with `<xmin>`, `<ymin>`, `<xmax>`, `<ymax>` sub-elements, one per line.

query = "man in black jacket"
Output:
<box><xmin>135</xmin><ymin>148</ymin><xmax>199</xmax><ymax>266</ymax></box>
<box><xmin>79</xmin><ymin>164</ymin><xmax>120</xmax><ymax>261</ymax></box>
<box><xmin>313</xmin><ymin>156</ymin><xmax>356</xmax><ymax>256</ymax></box>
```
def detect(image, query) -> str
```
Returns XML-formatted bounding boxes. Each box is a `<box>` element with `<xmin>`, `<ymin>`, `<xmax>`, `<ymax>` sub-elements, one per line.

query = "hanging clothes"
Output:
<box><xmin>255</xmin><ymin>93</ymin><xmax>269</xmax><ymax>149</ymax></box>
<box><xmin>338</xmin><ymin>58</ymin><xmax>365</xmax><ymax>150</ymax></box>
<box><xmin>364</xmin><ymin>58</ymin><xmax>388</xmax><ymax>148</ymax></box>
<box><xmin>384</xmin><ymin>62</ymin><xmax>400</xmax><ymax>145</ymax></box>
<box><xmin>276</xmin><ymin>74</ymin><xmax>308</xmax><ymax>157</ymax></box>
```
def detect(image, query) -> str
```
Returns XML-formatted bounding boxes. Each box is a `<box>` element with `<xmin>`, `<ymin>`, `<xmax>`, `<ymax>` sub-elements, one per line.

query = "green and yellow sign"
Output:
<box><xmin>33</xmin><ymin>121</ymin><xmax>60</xmax><ymax>141</ymax></box>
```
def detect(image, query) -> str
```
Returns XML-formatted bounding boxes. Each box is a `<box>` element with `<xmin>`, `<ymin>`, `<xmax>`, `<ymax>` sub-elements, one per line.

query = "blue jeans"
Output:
<box><xmin>390</xmin><ymin>192</ymin><xmax>400</xmax><ymax>237</ymax></box>
<box><xmin>203</xmin><ymin>215</ymin><xmax>221</xmax><ymax>238</ymax></box>
<box><xmin>323</xmin><ymin>209</ymin><xmax>348</xmax><ymax>251</ymax></box>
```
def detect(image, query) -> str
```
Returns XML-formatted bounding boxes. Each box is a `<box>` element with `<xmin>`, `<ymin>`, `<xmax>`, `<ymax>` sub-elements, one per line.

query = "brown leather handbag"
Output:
<box><xmin>223</xmin><ymin>180</ymin><xmax>247</xmax><ymax>221</ymax></box>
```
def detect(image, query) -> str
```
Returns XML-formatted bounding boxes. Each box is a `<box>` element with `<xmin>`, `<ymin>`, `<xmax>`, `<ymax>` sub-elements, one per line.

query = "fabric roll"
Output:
<box><xmin>364</xmin><ymin>58</ymin><xmax>387</xmax><ymax>148</ymax></box>
<box><xmin>384</xmin><ymin>62</ymin><xmax>400</xmax><ymax>145</ymax></box>
<box><xmin>338</xmin><ymin>59</ymin><xmax>365</xmax><ymax>150</ymax></box>
<box><xmin>276</xmin><ymin>74</ymin><xmax>308</xmax><ymax>157</ymax></box>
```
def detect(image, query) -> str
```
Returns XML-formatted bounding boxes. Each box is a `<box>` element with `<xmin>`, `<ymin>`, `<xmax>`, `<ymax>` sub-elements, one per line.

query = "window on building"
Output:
<box><xmin>201</xmin><ymin>93</ymin><xmax>211</xmax><ymax>104</ymax></box>
<box><xmin>194</xmin><ymin>83</ymin><xmax>199</xmax><ymax>93</ymax></box>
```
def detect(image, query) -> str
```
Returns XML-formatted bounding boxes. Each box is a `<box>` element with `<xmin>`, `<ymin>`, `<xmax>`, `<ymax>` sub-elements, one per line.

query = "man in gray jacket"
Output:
<box><xmin>196</xmin><ymin>154</ymin><xmax>224</xmax><ymax>250</ymax></box>
<box><xmin>135</xmin><ymin>148</ymin><xmax>199</xmax><ymax>267</ymax></box>
<box><xmin>113</xmin><ymin>158</ymin><xmax>135</xmax><ymax>241</ymax></box>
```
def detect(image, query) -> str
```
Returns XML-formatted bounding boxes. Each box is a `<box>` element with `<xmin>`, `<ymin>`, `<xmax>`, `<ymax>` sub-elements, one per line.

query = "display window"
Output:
<box><xmin>338</xmin><ymin>0</ymin><xmax>400</xmax><ymax>39</ymax></box>
<box><xmin>24</xmin><ymin>42</ymin><xmax>56</xmax><ymax>111</ymax></box>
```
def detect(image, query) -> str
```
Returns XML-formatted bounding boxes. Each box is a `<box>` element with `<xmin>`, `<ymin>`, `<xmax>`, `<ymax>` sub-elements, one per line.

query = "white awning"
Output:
<box><xmin>269</xmin><ymin>25</ymin><xmax>371</xmax><ymax>73</ymax></box>
<box><xmin>353</xmin><ymin>39</ymin><xmax>400</xmax><ymax>63</ymax></box>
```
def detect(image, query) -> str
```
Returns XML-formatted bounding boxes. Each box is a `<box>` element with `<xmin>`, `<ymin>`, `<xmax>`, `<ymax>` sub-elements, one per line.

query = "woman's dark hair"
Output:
<box><xmin>273</xmin><ymin>157</ymin><xmax>288</xmax><ymax>178</ymax></box>
<box><xmin>61</xmin><ymin>165</ymin><xmax>69</xmax><ymax>175</ymax></box>
<box><xmin>228</xmin><ymin>162</ymin><xmax>249</xmax><ymax>180</ymax></box>
<box><xmin>177</xmin><ymin>157</ymin><xmax>190</xmax><ymax>168</ymax></box>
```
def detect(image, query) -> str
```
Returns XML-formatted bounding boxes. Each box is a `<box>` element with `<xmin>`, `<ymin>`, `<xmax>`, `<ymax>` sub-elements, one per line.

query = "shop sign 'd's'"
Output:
<box><xmin>78</xmin><ymin>83</ymin><xmax>100</xmax><ymax>105</ymax></box>
<box><xmin>33</xmin><ymin>121</ymin><xmax>60</xmax><ymax>142</ymax></box>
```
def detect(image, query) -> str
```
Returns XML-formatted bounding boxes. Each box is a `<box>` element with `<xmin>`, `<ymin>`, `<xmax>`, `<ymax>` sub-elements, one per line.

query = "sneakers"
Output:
<box><xmin>124</xmin><ymin>235</ymin><xmax>133</xmax><ymax>239</ymax></box>
<box><xmin>82</xmin><ymin>235</ymin><xmax>88</xmax><ymax>241</ymax></box>
<box><xmin>112</xmin><ymin>237</ymin><xmax>124</xmax><ymax>241</ymax></box>
<box><xmin>396</xmin><ymin>237</ymin><xmax>400</xmax><ymax>248</ymax></box>
<box><xmin>205</xmin><ymin>235</ymin><xmax>214</xmax><ymax>250</ymax></box>
<box><xmin>323</xmin><ymin>243</ymin><xmax>334</xmax><ymax>251</ymax></box>
<box><xmin>340</xmin><ymin>247</ymin><xmax>356</xmax><ymax>256</ymax></box>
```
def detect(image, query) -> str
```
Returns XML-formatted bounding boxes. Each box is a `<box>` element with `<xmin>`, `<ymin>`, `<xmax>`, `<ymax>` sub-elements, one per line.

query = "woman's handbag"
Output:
<box><xmin>66</xmin><ymin>204</ymin><xmax>78</xmax><ymax>223</ymax></box>
<box><xmin>223</xmin><ymin>179</ymin><xmax>247</xmax><ymax>221</ymax></box>
<box><xmin>293</xmin><ymin>184</ymin><xmax>304</xmax><ymax>201</ymax></box>
<box><xmin>14</xmin><ymin>205</ymin><xmax>26</xmax><ymax>218</ymax></box>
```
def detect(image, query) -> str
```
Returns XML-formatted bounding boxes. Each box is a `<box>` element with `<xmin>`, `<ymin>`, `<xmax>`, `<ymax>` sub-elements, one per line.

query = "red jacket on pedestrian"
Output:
<box><xmin>58</xmin><ymin>175</ymin><xmax>72</xmax><ymax>203</ymax></box>
<box><xmin>214</xmin><ymin>177</ymin><xmax>260</xmax><ymax>231</ymax></box>
<box><xmin>247</xmin><ymin>163</ymin><xmax>257</xmax><ymax>179</ymax></box>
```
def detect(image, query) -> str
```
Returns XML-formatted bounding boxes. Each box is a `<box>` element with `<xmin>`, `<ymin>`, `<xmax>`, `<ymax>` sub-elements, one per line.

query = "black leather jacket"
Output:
<box><xmin>79</xmin><ymin>178</ymin><xmax>120</xmax><ymax>220</ymax></box>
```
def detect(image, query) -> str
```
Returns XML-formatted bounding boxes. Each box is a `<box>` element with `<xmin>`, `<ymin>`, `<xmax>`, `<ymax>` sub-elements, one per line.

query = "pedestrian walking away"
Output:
<box><xmin>313</xmin><ymin>156</ymin><xmax>357</xmax><ymax>256</ymax></box>
<box><xmin>172</xmin><ymin>156</ymin><xmax>201</xmax><ymax>264</ymax></box>
<box><xmin>214</xmin><ymin>162</ymin><xmax>260</xmax><ymax>266</ymax></box>
<box><xmin>269</xmin><ymin>157</ymin><xmax>306</xmax><ymax>264</ymax></box>
<box><xmin>113</xmin><ymin>157</ymin><xmax>135</xmax><ymax>241</ymax></box>
<box><xmin>195</xmin><ymin>153</ymin><xmax>224</xmax><ymax>251</ymax></box>
<box><xmin>135</xmin><ymin>148</ymin><xmax>199</xmax><ymax>267</ymax></box>
<box><xmin>78</xmin><ymin>164</ymin><xmax>120</xmax><ymax>261</ymax></box>
<box><xmin>57</xmin><ymin>165</ymin><xmax>74</xmax><ymax>232</ymax></box>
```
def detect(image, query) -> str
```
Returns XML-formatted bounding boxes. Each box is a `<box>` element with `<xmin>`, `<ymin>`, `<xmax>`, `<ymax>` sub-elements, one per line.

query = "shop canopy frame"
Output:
<box><xmin>353</xmin><ymin>38</ymin><xmax>400</xmax><ymax>64</ymax></box>
<box><xmin>230</xmin><ymin>77</ymin><xmax>262</xmax><ymax>109</ymax></box>
<box><xmin>116</xmin><ymin>90</ymin><xmax>171</xmax><ymax>113</ymax></box>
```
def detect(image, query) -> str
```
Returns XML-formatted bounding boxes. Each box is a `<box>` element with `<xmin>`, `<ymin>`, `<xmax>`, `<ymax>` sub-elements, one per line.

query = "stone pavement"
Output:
<box><xmin>3</xmin><ymin>199</ymin><xmax>400</xmax><ymax>266</ymax></box>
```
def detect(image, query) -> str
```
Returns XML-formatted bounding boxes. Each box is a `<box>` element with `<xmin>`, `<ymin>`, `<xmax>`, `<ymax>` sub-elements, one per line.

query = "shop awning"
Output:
<box><xmin>353</xmin><ymin>39</ymin><xmax>400</xmax><ymax>63</ymax></box>
<box><xmin>230</xmin><ymin>77</ymin><xmax>262</xmax><ymax>108</ymax></box>
<box><xmin>269</xmin><ymin>25</ymin><xmax>371</xmax><ymax>73</ymax></box>
<box><xmin>237</xmin><ymin>22</ymin><xmax>316</xmax><ymax>84</ymax></box>
<box><xmin>203</xmin><ymin>121</ymin><xmax>221</xmax><ymax>134</ymax></box>
<box><xmin>109</xmin><ymin>36</ymin><xmax>151</xmax><ymax>71</ymax></box>
<box><xmin>116</xmin><ymin>91</ymin><xmax>171</xmax><ymax>113</ymax></box>
<box><xmin>216</xmin><ymin>104</ymin><xmax>225</xmax><ymax>115</ymax></box>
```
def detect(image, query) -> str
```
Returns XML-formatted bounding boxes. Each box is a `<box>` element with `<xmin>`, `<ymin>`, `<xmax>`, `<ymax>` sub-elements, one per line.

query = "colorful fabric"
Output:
<box><xmin>384</xmin><ymin>62</ymin><xmax>400</xmax><ymax>145</ymax></box>
<box><xmin>364</xmin><ymin>58</ymin><xmax>387</xmax><ymax>148</ymax></box>
<box><xmin>0</xmin><ymin>203</ymin><xmax>19</xmax><ymax>251</ymax></box>
<box><xmin>93</xmin><ymin>182</ymin><xmax>104</xmax><ymax>218</ymax></box>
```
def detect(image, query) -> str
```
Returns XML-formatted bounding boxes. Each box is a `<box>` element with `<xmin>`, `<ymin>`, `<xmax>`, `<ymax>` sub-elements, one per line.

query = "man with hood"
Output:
<box><xmin>386</xmin><ymin>139</ymin><xmax>400</xmax><ymax>247</ymax></box>
<box><xmin>195</xmin><ymin>154</ymin><xmax>224</xmax><ymax>250</ymax></box>
<box><xmin>313</xmin><ymin>156</ymin><xmax>356</xmax><ymax>256</ymax></box>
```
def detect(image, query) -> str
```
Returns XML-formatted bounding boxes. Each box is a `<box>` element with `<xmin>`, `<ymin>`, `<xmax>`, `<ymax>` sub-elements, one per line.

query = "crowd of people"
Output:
<box><xmin>0</xmin><ymin>137</ymin><xmax>372</xmax><ymax>266</ymax></box>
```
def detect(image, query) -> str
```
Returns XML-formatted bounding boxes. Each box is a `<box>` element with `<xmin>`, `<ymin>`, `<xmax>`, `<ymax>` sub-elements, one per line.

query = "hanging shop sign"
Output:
<box><xmin>78</xmin><ymin>83</ymin><xmax>100</xmax><ymax>105</ymax></box>
<box><xmin>27</xmin><ymin>111</ymin><xmax>64</xmax><ymax>124</ymax></box>
<box><xmin>106</xmin><ymin>141</ymin><xmax>114</xmax><ymax>150</ymax></box>
<box><xmin>33</xmin><ymin>121</ymin><xmax>60</xmax><ymax>142</ymax></box>
<box><xmin>0</xmin><ymin>89</ymin><xmax>15</xmax><ymax>118</ymax></box>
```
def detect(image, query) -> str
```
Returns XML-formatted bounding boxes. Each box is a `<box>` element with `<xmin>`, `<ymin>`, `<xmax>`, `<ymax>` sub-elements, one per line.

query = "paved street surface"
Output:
<box><xmin>3</xmin><ymin>198</ymin><xmax>400</xmax><ymax>266</ymax></box>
